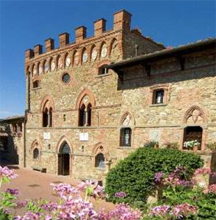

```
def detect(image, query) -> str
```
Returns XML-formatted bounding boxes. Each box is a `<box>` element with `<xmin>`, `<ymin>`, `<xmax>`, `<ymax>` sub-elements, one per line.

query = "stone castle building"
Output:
<box><xmin>24</xmin><ymin>10</ymin><xmax>216</xmax><ymax>182</ymax></box>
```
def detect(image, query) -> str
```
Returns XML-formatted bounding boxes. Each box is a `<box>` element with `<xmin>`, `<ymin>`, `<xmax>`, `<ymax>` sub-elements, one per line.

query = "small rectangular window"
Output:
<box><xmin>120</xmin><ymin>128</ymin><xmax>131</xmax><ymax>147</ymax></box>
<box><xmin>33</xmin><ymin>80</ymin><xmax>39</xmax><ymax>88</ymax></box>
<box><xmin>153</xmin><ymin>89</ymin><xmax>164</xmax><ymax>104</ymax></box>
<box><xmin>98</xmin><ymin>65</ymin><xmax>109</xmax><ymax>75</ymax></box>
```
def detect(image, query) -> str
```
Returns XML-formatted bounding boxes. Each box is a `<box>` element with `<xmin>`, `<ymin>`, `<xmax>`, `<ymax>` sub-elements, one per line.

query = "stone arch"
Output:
<box><xmin>109</xmin><ymin>38</ymin><xmax>118</xmax><ymax>56</ymax></box>
<box><xmin>120</xmin><ymin>111</ymin><xmax>135</xmax><ymax>126</ymax></box>
<box><xmin>64</xmin><ymin>52</ymin><xmax>71</xmax><ymax>68</ymax></box>
<box><xmin>40</xmin><ymin>95</ymin><xmax>55</xmax><ymax>112</ymax></box>
<box><xmin>72</xmin><ymin>50</ymin><xmax>79</xmax><ymax>66</ymax></box>
<box><xmin>81</xmin><ymin>47</ymin><xmax>88</xmax><ymax>64</ymax></box>
<box><xmin>183</xmin><ymin>105</ymin><xmax>206</xmax><ymax>124</ymax></box>
<box><xmin>56</xmin><ymin>136</ymin><xmax>73</xmax><ymax>154</ymax></box>
<box><xmin>44</xmin><ymin>58</ymin><xmax>50</xmax><ymax>73</ymax></box>
<box><xmin>90</xmin><ymin>44</ymin><xmax>97</xmax><ymax>61</ymax></box>
<box><xmin>31</xmin><ymin>139</ymin><xmax>40</xmax><ymax>150</ymax></box>
<box><xmin>99</xmin><ymin>41</ymin><xmax>108</xmax><ymax>59</ymax></box>
<box><xmin>92</xmin><ymin>142</ymin><xmax>109</xmax><ymax>159</ymax></box>
<box><xmin>75</xmin><ymin>88</ymin><xmax>96</xmax><ymax>110</ymax></box>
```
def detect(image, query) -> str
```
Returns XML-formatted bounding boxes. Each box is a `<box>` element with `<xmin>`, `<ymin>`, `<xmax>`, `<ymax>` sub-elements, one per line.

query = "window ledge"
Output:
<box><xmin>95</xmin><ymin>167</ymin><xmax>105</xmax><ymax>170</ymax></box>
<box><xmin>32</xmin><ymin>87</ymin><xmax>41</xmax><ymax>90</ymax></box>
<box><xmin>118</xmin><ymin>146</ymin><xmax>132</xmax><ymax>149</ymax></box>
<box><xmin>95</xmin><ymin>73</ymin><xmax>112</xmax><ymax>78</ymax></box>
<box><xmin>150</xmin><ymin>103</ymin><xmax>167</xmax><ymax>107</ymax></box>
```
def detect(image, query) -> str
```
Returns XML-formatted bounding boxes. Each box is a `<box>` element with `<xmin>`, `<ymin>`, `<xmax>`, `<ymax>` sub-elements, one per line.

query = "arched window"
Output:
<box><xmin>33</xmin><ymin>148</ymin><xmax>39</xmax><ymax>159</ymax></box>
<box><xmin>49</xmin><ymin>108</ymin><xmax>52</xmax><ymax>127</ymax></box>
<box><xmin>78</xmin><ymin>97</ymin><xmax>92</xmax><ymax>127</ymax></box>
<box><xmin>43</xmin><ymin>108</ymin><xmax>49</xmax><ymax>127</ymax></box>
<box><xmin>120</xmin><ymin>128</ymin><xmax>132</xmax><ymax>147</ymax></box>
<box><xmin>87</xmin><ymin>104</ymin><xmax>92</xmax><ymax>126</ymax></box>
<box><xmin>41</xmin><ymin>96</ymin><xmax>55</xmax><ymax>128</ymax></box>
<box><xmin>95</xmin><ymin>153</ymin><xmax>105</xmax><ymax>168</ymax></box>
<box><xmin>79</xmin><ymin>104</ymin><xmax>86</xmax><ymax>126</ymax></box>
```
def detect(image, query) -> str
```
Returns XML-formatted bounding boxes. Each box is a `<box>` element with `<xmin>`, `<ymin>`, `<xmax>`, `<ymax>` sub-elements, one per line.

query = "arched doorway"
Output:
<box><xmin>58</xmin><ymin>142</ymin><xmax>70</xmax><ymax>175</ymax></box>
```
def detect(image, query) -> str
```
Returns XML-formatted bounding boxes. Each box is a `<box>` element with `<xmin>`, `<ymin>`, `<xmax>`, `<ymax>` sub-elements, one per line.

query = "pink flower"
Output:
<box><xmin>0</xmin><ymin>166</ymin><xmax>18</xmax><ymax>179</ymax></box>
<box><xmin>194</xmin><ymin>168</ymin><xmax>211</xmax><ymax>176</ymax></box>
<box><xmin>172</xmin><ymin>203</ymin><xmax>197</xmax><ymax>218</ymax></box>
<box><xmin>207</xmin><ymin>184</ymin><xmax>216</xmax><ymax>194</ymax></box>
<box><xmin>149</xmin><ymin>205</ymin><xmax>170</xmax><ymax>217</ymax></box>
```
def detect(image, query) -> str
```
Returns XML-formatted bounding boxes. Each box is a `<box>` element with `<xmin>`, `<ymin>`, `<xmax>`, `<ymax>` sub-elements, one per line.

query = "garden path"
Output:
<box><xmin>1</xmin><ymin>164</ymin><xmax>115</xmax><ymax>215</ymax></box>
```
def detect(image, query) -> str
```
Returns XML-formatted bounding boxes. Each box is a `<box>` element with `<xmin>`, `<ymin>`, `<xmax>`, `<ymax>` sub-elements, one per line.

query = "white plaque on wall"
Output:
<box><xmin>43</xmin><ymin>132</ymin><xmax>51</xmax><ymax>140</ymax></box>
<box><xmin>79</xmin><ymin>132</ymin><xmax>89</xmax><ymax>141</ymax></box>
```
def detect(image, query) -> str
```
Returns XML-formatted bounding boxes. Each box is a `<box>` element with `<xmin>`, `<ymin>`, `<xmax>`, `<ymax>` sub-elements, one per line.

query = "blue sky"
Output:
<box><xmin>0</xmin><ymin>0</ymin><xmax>215</xmax><ymax>119</ymax></box>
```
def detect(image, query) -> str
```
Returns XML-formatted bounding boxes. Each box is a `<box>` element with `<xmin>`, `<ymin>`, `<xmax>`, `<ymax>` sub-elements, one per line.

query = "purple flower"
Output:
<box><xmin>150</xmin><ymin>205</ymin><xmax>171</xmax><ymax>217</ymax></box>
<box><xmin>6</xmin><ymin>188</ymin><xmax>20</xmax><ymax>196</ymax></box>
<box><xmin>154</xmin><ymin>172</ymin><xmax>164</xmax><ymax>183</ymax></box>
<box><xmin>114</xmin><ymin>191</ymin><xmax>127</xmax><ymax>198</ymax></box>
<box><xmin>16</xmin><ymin>200</ymin><xmax>28</xmax><ymax>208</ymax></box>
<box><xmin>0</xmin><ymin>166</ymin><xmax>18</xmax><ymax>179</ymax></box>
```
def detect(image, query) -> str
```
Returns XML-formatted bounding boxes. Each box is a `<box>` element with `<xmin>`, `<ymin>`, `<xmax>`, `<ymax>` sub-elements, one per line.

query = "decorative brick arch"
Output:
<box><xmin>31</xmin><ymin>139</ymin><xmax>40</xmax><ymax>150</ymax></box>
<box><xmin>40</xmin><ymin>95</ymin><xmax>55</xmax><ymax>112</ymax></box>
<box><xmin>56</xmin><ymin>136</ymin><xmax>73</xmax><ymax>154</ymax></box>
<box><xmin>109</xmin><ymin>37</ymin><xmax>118</xmax><ymax>56</ymax></box>
<box><xmin>120</xmin><ymin>111</ymin><xmax>135</xmax><ymax>126</ymax></box>
<box><xmin>75</xmin><ymin>88</ymin><xmax>96</xmax><ymax>110</ymax></box>
<box><xmin>183</xmin><ymin>105</ymin><xmax>206</xmax><ymax>124</ymax></box>
<box><xmin>92</xmin><ymin>142</ymin><xmax>109</xmax><ymax>159</ymax></box>
<box><xmin>89</xmin><ymin>44</ymin><xmax>97</xmax><ymax>61</ymax></box>
<box><xmin>99</xmin><ymin>41</ymin><xmax>108</xmax><ymax>59</ymax></box>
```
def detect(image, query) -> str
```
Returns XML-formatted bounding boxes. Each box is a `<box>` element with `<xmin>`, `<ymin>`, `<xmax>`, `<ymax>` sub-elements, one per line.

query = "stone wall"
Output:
<box><xmin>24</xmin><ymin>10</ymin><xmax>216</xmax><ymax>183</ymax></box>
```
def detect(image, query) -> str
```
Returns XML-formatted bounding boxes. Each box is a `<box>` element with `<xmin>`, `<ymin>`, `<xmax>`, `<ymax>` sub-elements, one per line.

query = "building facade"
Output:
<box><xmin>24</xmin><ymin>10</ymin><xmax>216</xmax><ymax>182</ymax></box>
<box><xmin>0</xmin><ymin>116</ymin><xmax>25</xmax><ymax>166</ymax></box>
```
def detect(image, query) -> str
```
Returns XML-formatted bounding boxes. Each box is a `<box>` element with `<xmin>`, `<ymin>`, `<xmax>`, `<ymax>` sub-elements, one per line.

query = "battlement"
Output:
<box><xmin>25</xmin><ymin>10</ymin><xmax>132</xmax><ymax>60</ymax></box>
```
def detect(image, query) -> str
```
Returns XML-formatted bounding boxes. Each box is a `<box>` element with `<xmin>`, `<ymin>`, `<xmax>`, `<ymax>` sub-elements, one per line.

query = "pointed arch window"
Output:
<box><xmin>33</xmin><ymin>148</ymin><xmax>39</xmax><ymax>159</ymax></box>
<box><xmin>42</xmin><ymin>98</ymin><xmax>54</xmax><ymax>127</ymax></box>
<box><xmin>95</xmin><ymin>153</ymin><xmax>105</xmax><ymax>168</ymax></box>
<box><xmin>78</xmin><ymin>96</ymin><xmax>92</xmax><ymax>127</ymax></box>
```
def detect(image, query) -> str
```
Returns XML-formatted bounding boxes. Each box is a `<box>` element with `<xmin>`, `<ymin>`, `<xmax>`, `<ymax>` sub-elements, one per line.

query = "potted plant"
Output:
<box><xmin>183</xmin><ymin>140</ymin><xmax>200</xmax><ymax>151</ymax></box>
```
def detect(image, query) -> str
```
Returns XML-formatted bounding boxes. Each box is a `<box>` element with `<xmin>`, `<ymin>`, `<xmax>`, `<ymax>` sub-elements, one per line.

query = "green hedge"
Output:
<box><xmin>105</xmin><ymin>148</ymin><xmax>203</xmax><ymax>205</ymax></box>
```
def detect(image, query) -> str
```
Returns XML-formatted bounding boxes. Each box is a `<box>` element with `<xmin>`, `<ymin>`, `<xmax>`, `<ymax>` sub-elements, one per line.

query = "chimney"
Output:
<box><xmin>45</xmin><ymin>38</ymin><xmax>54</xmax><ymax>52</ymax></box>
<box><xmin>25</xmin><ymin>49</ymin><xmax>34</xmax><ymax>60</ymax></box>
<box><xmin>34</xmin><ymin>45</ymin><xmax>43</xmax><ymax>57</ymax></box>
<box><xmin>75</xmin><ymin>26</ymin><xmax>86</xmax><ymax>43</ymax></box>
<box><xmin>113</xmin><ymin>10</ymin><xmax>131</xmax><ymax>31</ymax></box>
<box><xmin>59</xmin><ymin>32</ymin><xmax>69</xmax><ymax>47</ymax></box>
<box><xmin>94</xmin><ymin>18</ymin><xmax>106</xmax><ymax>36</ymax></box>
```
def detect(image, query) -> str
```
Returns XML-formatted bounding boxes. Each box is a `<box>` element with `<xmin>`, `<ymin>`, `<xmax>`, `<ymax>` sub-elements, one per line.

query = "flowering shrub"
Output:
<box><xmin>105</xmin><ymin>148</ymin><xmax>203</xmax><ymax>205</ymax></box>
<box><xmin>144</xmin><ymin>166</ymin><xmax>216</xmax><ymax>220</ymax></box>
